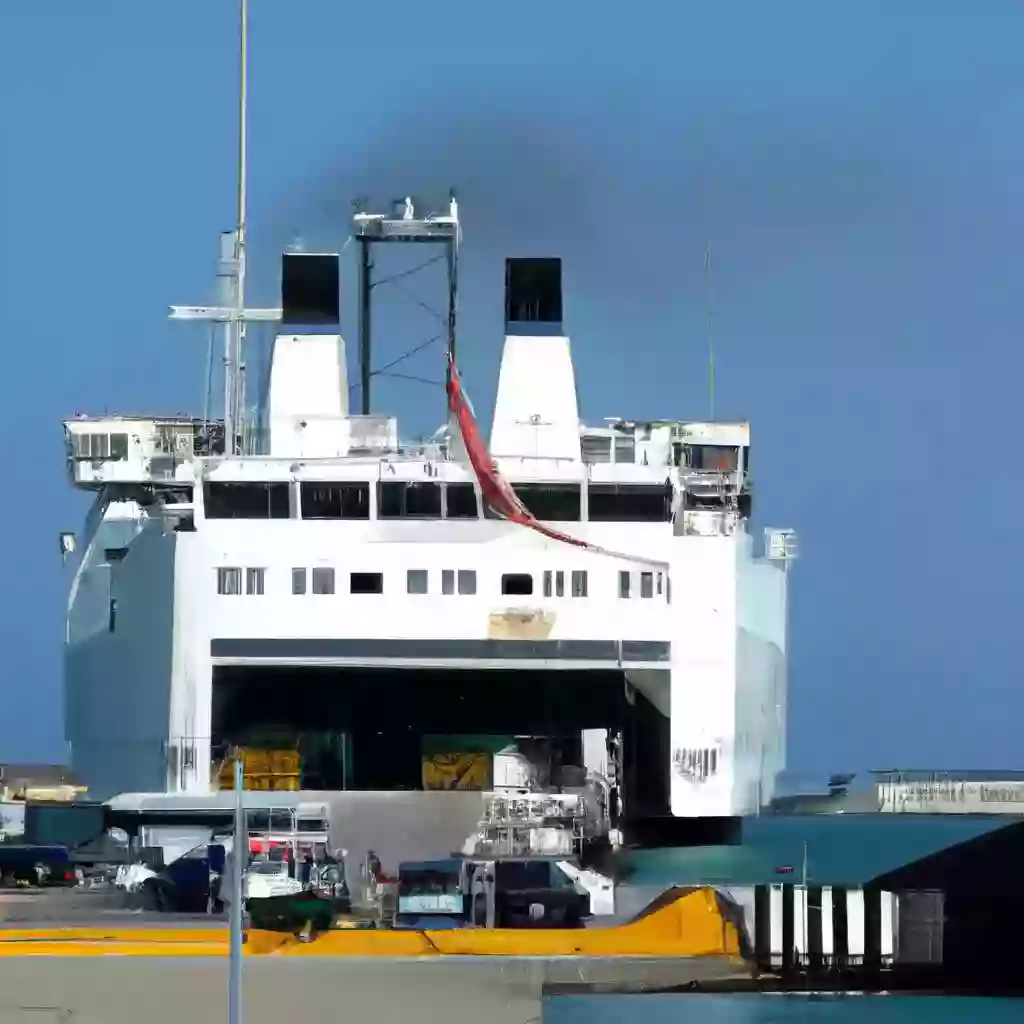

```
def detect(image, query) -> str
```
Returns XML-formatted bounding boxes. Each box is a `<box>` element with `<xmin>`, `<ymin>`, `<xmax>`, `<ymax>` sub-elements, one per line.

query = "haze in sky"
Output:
<box><xmin>1</xmin><ymin>1</ymin><xmax>1022</xmax><ymax>774</ymax></box>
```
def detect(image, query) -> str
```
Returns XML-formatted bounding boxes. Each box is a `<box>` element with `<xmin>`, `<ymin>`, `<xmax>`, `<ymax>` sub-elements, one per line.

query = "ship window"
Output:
<box><xmin>291</xmin><ymin>568</ymin><xmax>307</xmax><ymax>595</ymax></box>
<box><xmin>501</xmin><ymin>573</ymin><xmax>533</xmax><ymax>596</ymax></box>
<box><xmin>217</xmin><ymin>567</ymin><xmax>242</xmax><ymax>595</ymax></box>
<box><xmin>656</xmin><ymin>572</ymin><xmax>663</xmax><ymax>595</ymax></box>
<box><xmin>613</xmin><ymin>434</ymin><xmax>636</xmax><ymax>464</ymax></box>
<box><xmin>640</xmin><ymin>572</ymin><xmax>654</xmax><ymax>599</ymax></box>
<box><xmin>581</xmin><ymin>434</ymin><xmax>612</xmax><ymax>464</ymax></box>
<box><xmin>407</xmin><ymin>569</ymin><xmax>428</xmax><ymax>594</ymax></box>
<box><xmin>300</xmin><ymin>482</ymin><xmax>370</xmax><ymax>520</ymax></box>
<box><xmin>618</xmin><ymin>571</ymin><xmax>631</xmax><ymax>599</ymax></box>
<box><xmin>687</xmin><ymin>444</ymin><xmax>739</xmax><ymax>472</ymax></box>
<box><xmin>543</xmin><ymin>570</ymin><xmax>566</xmax><ymax>596</ymax></box>
<box><xmin>444</xmin><ymin>482</ymin><xmax>479</xmax><ymax>518</ymax></box>
<box><xmin>377</xmin><ymin>481</ymin><xmax>442</xmax><ymax>519</ymax></box>
<box><xmin>246</xmin><ymin>567</ymin><xmax>266</xmax><ymax>596</ymax></box>
<box><xmin>204</xmin><ymin>482</ymin><xmax>290</xmax><ymax>519</ymax></box>
<box><xmin>458</xmin><ymin>569</ymin><xmax>476</xmax><ymax>595</ymax></box>
<box><xmin>110</xmin><ymin>433</ymin><xmax>129</xmax><ymax>461</ymax></box>
<box><xmin>571</xmin><ymin>570</ymin><xmax>588</xmax><ymax>597</ymax></box>
<box><xmin>543</xmin><ymin>571</ymin><xmax>552</xmax><ymax>597</ymax></box>
<box><xmin>351</xmin><ymin>572</ymin><xmax>383</xmax><ymax>595</ymax></box>
<box><xmin>108</xmin><ymin>598</ymin><xmax>117</xmax><ymax>633</ymax></box>
<box><xmin>441</xmin><ymin>569</ymin><xmax>455</xmax><ymax>595</ymax></box>
<box><xmin>587</xmin><ymin>484</ymin><xmax>672</xmax><ymax>522</ymax></box>
<box><xmin>311</xmin><ymin>567</ymin><xmax>335</xmax><ymax>595</ymax></box>
<box><xmin>512</xmin><ymin>484</ymin><xmax>581</xmax><ymax>521</ymax></box>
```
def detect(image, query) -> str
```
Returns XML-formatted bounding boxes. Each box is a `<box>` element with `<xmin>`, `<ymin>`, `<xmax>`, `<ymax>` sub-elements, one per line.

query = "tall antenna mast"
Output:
<box><xmin>230</xmin><ymin>0</ymin><xmax>249</xmax><ymax>452</ymax></box>
<box><xmin>704</xmin><ymin>239</ymin><xmax>716</xmax><ymax>421</ymax></box>
<box><xmin>168</xmin><ymin>0</ymin><xmax>282</xmax><ymax>452</ymax></box>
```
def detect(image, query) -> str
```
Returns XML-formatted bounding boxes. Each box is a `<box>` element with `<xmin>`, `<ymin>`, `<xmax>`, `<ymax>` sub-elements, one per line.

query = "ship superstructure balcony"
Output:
<box><xmin>63</xmin><ymin>415</ymin><xmax>221</xmax><ymax>490</ymax></box>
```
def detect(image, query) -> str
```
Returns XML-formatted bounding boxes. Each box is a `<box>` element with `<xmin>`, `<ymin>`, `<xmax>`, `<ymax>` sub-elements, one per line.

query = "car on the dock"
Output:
<box><xmin>0</xmin><ymin>844</ymin><xmax>77</xmax><ymax>888</ymax></box>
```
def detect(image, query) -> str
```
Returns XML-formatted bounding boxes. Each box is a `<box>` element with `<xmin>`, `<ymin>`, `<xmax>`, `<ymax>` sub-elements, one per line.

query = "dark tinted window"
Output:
<box><xmin>300</xmin><ymin>482</ymin><xmax>370</xmax><ymax>519</ymax></box>
<box><xmin>501</xmin><ymin>573</ymin><xmax>533</xmax><ymax>596</ymax></box>
<box><xmin>377</xmin><ymin>481</ymin><xmax>442</xmax><ymax>519</ymax></box>
<box><xmin>110</xmin><ymin>433</ymin><xmax>129</xmax><ymax>460</ymax></box>
<box><xmin>495</xmin><ymin>860</ymin><xmax>551</xmax><ymax>889</ymax></box>
<box><xmin>204</xmin><ymin>482</ymin><xmax>290</xmax><ymax>519</ymax></box>
<box><xmin>688</xmin><ymin>445</ymin><xmax>739</xmax><ymax>472</ymax></box>
<box><xmin>350</xmin><ymin>572</ymin><xmax>383</xmax><ymax>594</ymax></box>
<box><xmin>587</xmin><ymin>484</ymin><xmax>672</xmax><ymax>522</ymax></box>
<box><xmin>445</xmin><ymin>482</ymin><xmax>479</xmax><ymax>518</ymax></box>
<box><xmin>513</xmin><ymin>484</ymin><xmax>581</xmax><ymax>521</ymax></box>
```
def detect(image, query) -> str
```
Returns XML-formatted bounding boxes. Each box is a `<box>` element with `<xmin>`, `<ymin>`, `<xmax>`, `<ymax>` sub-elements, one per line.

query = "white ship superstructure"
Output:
<box><xmin>61</xmin><ymin>195</ymin><xmax>795</xmax><ymax>819</ymax></box>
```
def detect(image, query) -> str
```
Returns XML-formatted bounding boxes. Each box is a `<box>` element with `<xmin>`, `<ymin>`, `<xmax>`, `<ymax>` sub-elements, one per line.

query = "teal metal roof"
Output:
<box><xmin>625</xmin><ymin>814</ymin><xmax>1017</xmax><ymax>887</ymax></box>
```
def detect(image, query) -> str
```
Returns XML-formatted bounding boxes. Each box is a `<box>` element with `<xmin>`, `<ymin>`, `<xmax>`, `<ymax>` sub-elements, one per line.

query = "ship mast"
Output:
<box><xmin>229</xmin><ymin>0</ymin><xmax>249</xmax><ymax>451</ymax></box>
<box><xmin>168</xmin><ymin>0</ymin><xmax>280</xmax><ymax>454</ymax></box>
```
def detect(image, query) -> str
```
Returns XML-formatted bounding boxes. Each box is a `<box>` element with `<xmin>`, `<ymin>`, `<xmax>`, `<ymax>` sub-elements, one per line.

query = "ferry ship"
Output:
<box><xmin>58</xmin><ymin>3</ymin><xmax>796</xmax><ymax>831</ymax></box>
<box><xmin>60</xmin><ymin>193</ymin><xmax>795</xmax><ymax>821</ymax></box>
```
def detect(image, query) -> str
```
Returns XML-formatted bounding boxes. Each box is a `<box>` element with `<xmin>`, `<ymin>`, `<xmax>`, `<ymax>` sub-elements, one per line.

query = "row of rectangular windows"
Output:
<box><xmin>202</xmin><ymin>480</ymin><xmax>673</xmax><ymax>523</ymax></box>
<box><xmin>216</xmin><ymin>566</ymin><xmax>667</xmax><ymax>600</ymax></box>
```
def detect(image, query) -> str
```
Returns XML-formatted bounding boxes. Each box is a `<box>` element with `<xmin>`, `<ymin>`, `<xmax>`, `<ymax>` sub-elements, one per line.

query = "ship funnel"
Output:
<box><xmin>491</xmin><ymin>256</ymin><xmax>580</xmax><ymax>462</ymax></box>
<box><xmin>281</xmin><ymin>251</ymin><xmax>341</xmax><ymax>326</ymax></box>
<box><xmin>504</xmin><ymin>257</ymin><xmax>563</xmax><ymax>336</ymax></box>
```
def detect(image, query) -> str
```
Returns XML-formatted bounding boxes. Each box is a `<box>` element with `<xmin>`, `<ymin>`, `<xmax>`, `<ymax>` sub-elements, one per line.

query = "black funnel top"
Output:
<box><xmin>281</xmin><ymin>252</ymin><xmax>341</xmax><ymax>326</ymax></box>
<box><xmin>504</xmin><ymin>257</ymin><xmax>563</xmax><ymax>334</ymax></box>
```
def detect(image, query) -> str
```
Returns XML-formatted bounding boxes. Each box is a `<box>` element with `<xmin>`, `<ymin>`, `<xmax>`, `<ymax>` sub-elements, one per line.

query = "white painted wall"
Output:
<box><xmin>194</xmin><ymin>519</ymin><xmax>674</xmax><ymax>644</ymax></box>
<box><xmin>667</xmin><ymin>533</ymin><xmax>740</xmax><ymax>816</ymax></box>
<box><xmin>735</xmin><ymin>544</ymin><xmax>789</xmax><ymax>810</ymax></box>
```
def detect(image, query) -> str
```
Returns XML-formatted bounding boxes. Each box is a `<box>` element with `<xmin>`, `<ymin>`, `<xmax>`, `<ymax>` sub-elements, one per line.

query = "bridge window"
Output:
<box><xmin>687</xmin><ymin>444</ymin><xmax>739</xmax><ymax>472</ymax></box>
<box><xmin>618</xmin><ymin>571</ymin><xmax>630</xmax><ymax>599</ymax></box>
<box><xmin>407</xmin><ymin>569</ymin><xmax>428</xmax><ymax>594</ymax></box>
<box><xmin>378</xmin><ymin>481</ymin><xmax>442</xmax><ymax>519</ymax></box>
<box><xmin>204</xmin><ymin>482</ymin><xmax>290</xmax><ymax>519</ymax></box>
<box><xmin>502</xmin><ymin>573</ymin><xmax>533</xmax><ymax>597</ymax></box>
<box><xmin>311</xmin><ymin>567</ymin><xmax>335</xmax><ymax>595</ymax></box>
<box><xmin>300</xmin><ymin>482</ymin><xmax>370</xmax><ymax>519</ymax></box>
<box><xmin>291</xmin><ymin>568</ymin><xmax>307</xmax><ymax>595</ymax></box>
<box><xmin>72</xmin><ymin>432</ymin><xmax>129</xmax><ymax>461</ymax></box>
<box><xmin>444</xmin><ymin>482</ymin><xmax>479</xmax><ymax>518</ymax></box>
<box><xmin>613</xmin><ymin>434</ymin><xmax>636</xmax><ymax>464</ymax></box>
<box><xmin>640</xmin><ymin>572</ymin><xmax>654</xmax><ymax>599</ymax></box>
<box><xmin>350</xmin><ymin>572</ymin><xmax>383</xmax><ymax>595</ymax></box>
<box><xmin>246</xmin><ymin>568</ymin><xmax>266</xmax><ymax>596</ymax></box>
<box><xmin>513</xmin><ymin>484</ymin><xmax>581</xmax><ymax>521</ymax></box>
<box><xmin>571</xmin><ymin>570</ymin><xmax>588</xmax><ymax>597</ymax></box>
<box><xmin>217</xmin><ymin>567</ymin><xmax>242</xmax><ymax>595</ymax></box>
<box><xmin>110</xmin><ymin>433</ymin><xmax>129</xmax><ymax>460</ymax></box>
<box><xmin>587</xmin><ymin>484</ymin><xmax>672</xmax><ymax>522</ymax></box>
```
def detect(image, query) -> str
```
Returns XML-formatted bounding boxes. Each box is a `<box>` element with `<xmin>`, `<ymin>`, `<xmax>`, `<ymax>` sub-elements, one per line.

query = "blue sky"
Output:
<box><xmin>1</xmin><ymin>1</ymin><xmax>1022</xmax><ymax>776</ymax></box>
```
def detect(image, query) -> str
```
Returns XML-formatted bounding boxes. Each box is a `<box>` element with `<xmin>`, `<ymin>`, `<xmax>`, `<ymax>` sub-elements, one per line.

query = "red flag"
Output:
<box><xmin>446</xmin><ymin>353</ymin><xmax>667</xmax><ymax>565</ymax></box>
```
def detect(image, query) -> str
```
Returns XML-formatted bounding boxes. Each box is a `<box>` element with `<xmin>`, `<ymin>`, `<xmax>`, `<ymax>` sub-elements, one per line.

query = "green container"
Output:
<box><xmin>247</xmin><ymin>891</ymin><xmax>334</xmax><ymax>933</ymax></box>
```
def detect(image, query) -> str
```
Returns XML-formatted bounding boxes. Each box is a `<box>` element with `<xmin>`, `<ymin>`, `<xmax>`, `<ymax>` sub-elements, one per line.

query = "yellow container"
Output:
<box><xmin>422</xmin><ymin>752</ymin><xmax>491</xmax><ymax>791</ymax></box>
<box><xmin>269</xmin><ymin>750</ymin><xmax>301</xmax><ymax>775</ymax></box>
<box><xmin>241</xmin><ymin>749</ymin><xmax>271</xmax><ymax>774</ymax></box>
<box><xmin>272</xmin><ymin>775</ymin><xmax>300</xmax><ymax>792</ymax></box>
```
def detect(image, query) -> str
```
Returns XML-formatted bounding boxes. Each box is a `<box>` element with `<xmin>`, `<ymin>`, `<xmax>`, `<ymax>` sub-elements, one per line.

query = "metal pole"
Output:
<box><xmin>229</xmin><ymin>756</ymin><xmax>244</xmax><ymax>1024</ymax></box>
<box><xmin>228</xmin><ymin>0</ymin><xmax>249</xmax><ymax>455</ymax></box>
<box><xmin>358</xmin><ymin>239</ymin><xmax>372</xmax><ymax>414</ymax></box>
<box><xmin>445</xmin><ymin>236</ymin><xmax>457</xmax><ymax>401</ymax></box>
